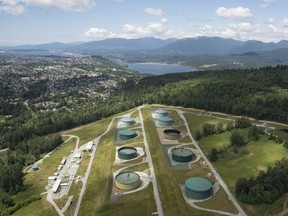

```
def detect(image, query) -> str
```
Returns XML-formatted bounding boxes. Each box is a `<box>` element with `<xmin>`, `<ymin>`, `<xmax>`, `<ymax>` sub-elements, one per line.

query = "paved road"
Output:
<box><xmin>139</xmin><ymin>106</ymin><xmax>164</xmax><ymax>216</ymax></box>
<box><xmin>176</xmin><ymin>109</ymin><xmax>247</xmax><ymax>216</ymax></box>
<box><xmin>73</xmin><ymin>116</ymin><xmax>116</xmax><ymax>216</ymax></box>
<box><xmin>61</xmin><ymin>196</ymin><xmax>73</xmax><ymax>213</ymax></box>
<box><xmin>47</xmin><ymin>189</ymin><xmax>64</xmax><ymax>216</ymax></box>
<box><xmin>0</xmin><ymin>148</ymin><xmax>8</xmax><ymax>153</ymax></box>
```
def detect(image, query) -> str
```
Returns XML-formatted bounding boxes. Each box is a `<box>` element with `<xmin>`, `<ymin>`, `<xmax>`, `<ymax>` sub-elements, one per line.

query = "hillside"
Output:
<box><xmin>119</xmin><ymin>65</ymin><xmax>288</xmax><ymax>123</ymax></box>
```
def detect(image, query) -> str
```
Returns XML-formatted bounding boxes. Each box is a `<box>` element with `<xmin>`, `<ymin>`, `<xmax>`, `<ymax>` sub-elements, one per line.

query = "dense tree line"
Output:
<box><xmin>236</xmin><ymin>158</ymin><xmax>288</xmax><ymax>204</ymax></box>
<box><xmin>119</xmin><ymin>65</ymin><xmax>288</xmax><ymax>123</ymax></box>
<box><xmin>0</xmin><ymin>152</ymin><xmax>24</xmax><ymax>194</ymax></box>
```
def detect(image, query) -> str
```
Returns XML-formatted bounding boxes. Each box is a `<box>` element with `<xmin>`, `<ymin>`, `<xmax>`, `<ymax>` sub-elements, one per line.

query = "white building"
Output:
<box><xmin>74</xmin><ymin>152</ymin><xmax>82</xmax><ymax>160</ymax></box>
<box><xmin>52</xmin><ymin>179</ymin><xmax>61</xmax><ymax>193</ymax></box>
<box><xmin>86</xmin><ymin>141</ymin><xmax>94</xmax><ymax>151</ymax></box>
<box><xmin>60</xmin><ymin>158</ymin><xmax>66</xmax><ymax>165</ymax></box>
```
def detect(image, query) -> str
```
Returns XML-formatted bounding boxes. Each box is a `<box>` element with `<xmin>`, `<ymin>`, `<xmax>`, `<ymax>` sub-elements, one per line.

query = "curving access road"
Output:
<box><xmin>176</xmin><ymin>109</ymin><xmax>247</xmax><ymax>216</ymax></box>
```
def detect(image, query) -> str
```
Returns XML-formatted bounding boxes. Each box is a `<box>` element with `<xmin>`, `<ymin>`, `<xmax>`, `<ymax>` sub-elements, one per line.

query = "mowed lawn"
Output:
<box><xmin>12</xmin><ymin>138</ymin><xmax>76</xmax><ymax>215</ymax></box>
<box><xmin>214</xmin><ymin>136</ymin><xmax>288</xmax><ymax>192</ymax></box>
<box><xmin>79</xmin><ymin>113</ymin><xmax>157</xmax><ymax>216</ymax></box>
<box><xmin>142</xmin><ymin>108</ymin><xmax>237</xmax><ymax>216</ymax></box>
<box><xmin>15</xmin><ymin>138</ymin><xmax>76</xmax><ymax>202</ymax></box>
<box><xmin>185</xmin><ymin>112</ymin><xmax>288</xmax><ymax>215</ymax></box>
<box><xmin>0</xmin><ymin>114</ymin><xmax>6</xmax><ymax>122</ymax></box>
<box><xmin>184</xmin><ymin>113</ymin><xmax>231</xmax><ymax>137</ymax></box>
<box><xmin>12</xmin><ymin>198</ymin><xmax>57</xmax><ymax>216</ymax></box>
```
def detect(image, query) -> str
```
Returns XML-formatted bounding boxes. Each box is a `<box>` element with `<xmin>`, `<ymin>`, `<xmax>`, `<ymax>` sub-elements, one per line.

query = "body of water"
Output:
<box><xmin>127</xmin><ymin>62</ymin><xmax>196</xmax><ymax>75</ymax></box>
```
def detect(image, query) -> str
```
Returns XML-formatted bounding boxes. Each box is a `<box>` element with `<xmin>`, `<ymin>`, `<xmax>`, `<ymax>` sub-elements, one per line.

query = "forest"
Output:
<box><xmin>119</xmin><ymin>65</ymin><xmax>288</xmax><ymax>123</ymax></box>
<box><xmin>236</xmin><ymin>158</ymin><xmax>288</xmax><ymax>204</ymax></box>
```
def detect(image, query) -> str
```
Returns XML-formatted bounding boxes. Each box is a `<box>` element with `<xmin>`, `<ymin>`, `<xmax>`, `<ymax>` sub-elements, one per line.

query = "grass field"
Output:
<box><xmin>141</xmin><ymin>108</ymin><xmax>237</xmax><ymax>216</ymax></box>
<box><xmin>63</xmin><ymin>118</ymin><xmax>112</xmax><ymax>146</ymax></box>
<box><xmin>12</xmin><ymin>138</ymin><xmax>76</xmax><ymax>215</ymax></box>
<box><xmin>197</xmin><ymin>128</ymin><xmax>249</xmax><ymax>155</ymax></box>
<box><xmin>15</xmin><ymin>138</ymin><xmax>76</xmax><ymax>202</ymax></box>
<box><xmin>78</xmin><ymin>113</ymin><xmax>157</xmax><ymax>216</ymax></box>
<box><xmin>12</xmin><ymin>197</ymin><xmax>57</xmax><ymax>216</ymax></box>
<box><xmin>185</xmin><ymin>111</ymin><xmax>288</xmax><ymax>216</ymax></box>
<box><xmin>271</xmin><ymin>128</ymin><xmax>288</xmax><ymax>140</ymax></box>
<box><xmin>214</xmin><ymin>136</ymin><xmax>288</xmax><ymax>192</ymax></box>
<box><xmin>0</xmin><ymin>114</ymin><xmax>6</xmax><ymax>122</ymax></box>
<box><xmin>184</xmin><ymin>113</ymin><xmax>232</xmax><ymax>137</ymax></box>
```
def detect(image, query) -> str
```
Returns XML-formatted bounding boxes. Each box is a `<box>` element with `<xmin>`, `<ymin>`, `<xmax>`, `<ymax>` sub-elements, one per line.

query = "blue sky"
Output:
<box><xmin>0</xmin><ymin>0</ymin><xmax>288</xmax><ymax>45</ymax></box>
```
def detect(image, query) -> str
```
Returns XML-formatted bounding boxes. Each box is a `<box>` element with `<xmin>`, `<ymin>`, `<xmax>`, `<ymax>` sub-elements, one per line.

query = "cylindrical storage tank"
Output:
<box><xmin>115</xmin><ymin>172</ymin><xmax>141</xmax><ymax>190</ymax></box>
<box><xmin>172</xmin><ymin>148</ymin><xmax>195</xmax><ymax>162</ymax></box>
<box><xmin>118</xmin><ymin>147</ymin><xmax>138</xmax><ymax>160</ymax></box>
<box><xmin>154</xmin><ymin>109</ymin><xmax>168</xmax><ymax>118</ymax></box>
<box><xmin>32</xmin><ymin>165</ymin><xmax>39</xmax><ymax>171</ymax></box>
<box><xmin>163</xmin><ymin>129</ymin><xmax>181</xmax><ymax>140</ymax></box>
<box><xmin>119</xmin><ymin>129</ymin><xmax>137</xmax><ymax>140</ymax></box>
<box><xmin>185</xmin><ymin>177</ymin><xmax>213</xmax><ymax>199</ymax></box>
<box><xmin>120</xmin><ymin>117</ymin><xmax>135</xmax><ymax>127</ymax></box>
<box><xmin>157</xmin><ymin>117</ymin><xmax>174</xmax><ymax>127</ymax></box>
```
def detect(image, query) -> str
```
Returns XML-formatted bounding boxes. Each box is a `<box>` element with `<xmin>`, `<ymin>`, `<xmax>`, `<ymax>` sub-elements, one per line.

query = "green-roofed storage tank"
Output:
<box><xmin>32</xmin><ymin>165</ymin><xmax>39</xmax><ymax>171</ymax></box>
<box><xmin>120</xmin><ymin>117</ymin><xmax>135</xmax><ymax>127</ymax></box>
<box><xmin>115</xmin><ymin>172</ymin><xmax>141</xmax><ymax>190</ymax></box>
<box><xmin>172</xmin><ymin>148</ymin><xmax>195</xmax><ymax>162</ymax></box>
<box><xmin>185</xmin><ymin>177</ymin><xmax>213</xmax><ymax>199</ymax></box>
<box><xmin>154</xmin><ymin>109</ymin><xmax>168</xmax><ymax>118</ymax></box>
<box><xmin>119</xmin><ymin>129</ymin><xmax>137</xmax><ymax>140</ymax></box>
<box><xmin>157</xmin><ymin>116</ymin><xmax>174</xmax><ymax>127</ymax></box>
<box><xmin>118</xmin><ymin>146</ymin><xmax>138</xmax><ymax>160</ymax></box>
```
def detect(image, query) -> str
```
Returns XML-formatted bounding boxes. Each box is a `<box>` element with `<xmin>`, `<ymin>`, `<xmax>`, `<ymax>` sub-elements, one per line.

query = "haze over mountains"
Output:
<box><xmin>2</xmin><ymin>36</ymin><xmax>288</xmax><ymax>69</ymax></box>
<box><xmin>2</xmin><ymin>36</ymin><xmax>288</xmax><ymax>55</ymax></box>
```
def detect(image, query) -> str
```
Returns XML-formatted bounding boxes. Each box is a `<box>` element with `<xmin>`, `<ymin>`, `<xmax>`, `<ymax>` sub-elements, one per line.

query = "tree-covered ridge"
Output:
<box><xmin>120</xmin><ymin>65</ymin><xmax>288</xmax><ymax>123</ymax></box>
<box><xmin>236</xmin><ymin>158</ymin><xmax>288</xmax><ymax>204</ymax></box>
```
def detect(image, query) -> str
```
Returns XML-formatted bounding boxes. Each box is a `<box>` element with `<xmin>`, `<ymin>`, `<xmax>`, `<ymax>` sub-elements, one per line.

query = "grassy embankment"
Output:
<box><xmin>141</xmin><ymin>107</ymin><xmax>237</xmax><ymax>216</ymax></box>
<box><xmin>78</xmin><ymin>109</ymin><xmax>157</xmax><ymax>216</ymax></box>
<box><xmin>12</xmin><ymin>138</ymin><xmax>76</xmax><ymax>216</ymax></box>
<box><xmin>13</xmin><ymin>108</ymin><xmax>135</xmax><ymax>215</ymax></box>
<box><xmin>185</xmin><ymin>112</ymin><xmax>288</xmax><ymax>216</ymax></box>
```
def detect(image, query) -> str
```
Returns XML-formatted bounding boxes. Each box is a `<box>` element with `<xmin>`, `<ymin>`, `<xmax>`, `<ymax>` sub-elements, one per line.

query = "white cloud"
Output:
<box><xmin>83</xmin><ymin>19</ymin><xmax>173</xmax><ymax>40</ymax></box>
<box><xmin>0</xmin><ymin>4</ymin><xmax>25</xmax><ymax>14</ymax></box>
<box><xmin>0</xmin><ymin>0</ymin><xmax>95</xmax><ymax>14</ymax></box>
<box><xmin>230</xmin><ymin>22</ymin><xmax>252</xmax><ymax>31</ymax></box>
<box><xmin>144</xmin><ymin>7</ymin><xmax>165</xmax><ymax>17</ymax></box>
<box><xmin>260</xmin><ymin>0</ymin><xmax>276</xmax><ymax>9</ymax></box>
<box><xmin>161</xmin><ymin>18</ymin><xmax>167</xmax><ymax>23</ymax></box>
<box><xmin>215</xmin><ymin>7</ymin><xmax>252</xmax><ymax>18</ymax></box>
<box><xmin>266</xmin><ymin>17</ymin><xmax>275</xmax><ymax>24</ymax></box>
<box><xmin>283</xmin><ymin>18</ymin><xmax>288</xmax><ymax>27</ymax></box>
<box><xmin>221</xmin><ymin>29</ymin><xmax>236</xmax><ymax>37</ymax></box>
<box><xmin>83</xmin><ymin>28</ymin><xmax>109</xmax><ymax>39</ymax></box>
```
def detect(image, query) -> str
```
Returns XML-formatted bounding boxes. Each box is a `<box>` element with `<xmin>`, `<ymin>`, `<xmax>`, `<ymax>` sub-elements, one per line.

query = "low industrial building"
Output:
<box><xmin>60</xmin><ymin>157</ymin><xmax>66</xmax><ymax>165</ymax></box>
<box><xmin>86</xmin><ymin>141</ymin><xmax>94</xmax><ymax>151</ymax></box>
<box><xmin>74</xmin><ymin>152</ymin><xmax>82</xmax><ymax>160</ymax></box>
<box><xmin>48</xmin><ymin>176</ymin><xmax>57</xmax><ymax>181</ymax></box>
<box><xmin>52</xmin><ymin>179</ymin><xmax>61</xmax><ymax>193</ymax></box>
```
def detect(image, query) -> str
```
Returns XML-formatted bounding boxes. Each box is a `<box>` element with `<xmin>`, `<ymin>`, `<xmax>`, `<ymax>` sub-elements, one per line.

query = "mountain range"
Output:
<box><xmin>2</xmin><ymin>36</ymin><xmax>288</xmax><ymax>55</ymax></box>
<box><xmin>2</xmin><ymin>37</ymin><xmax>288</xmax><ymax>69</ymax></box>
